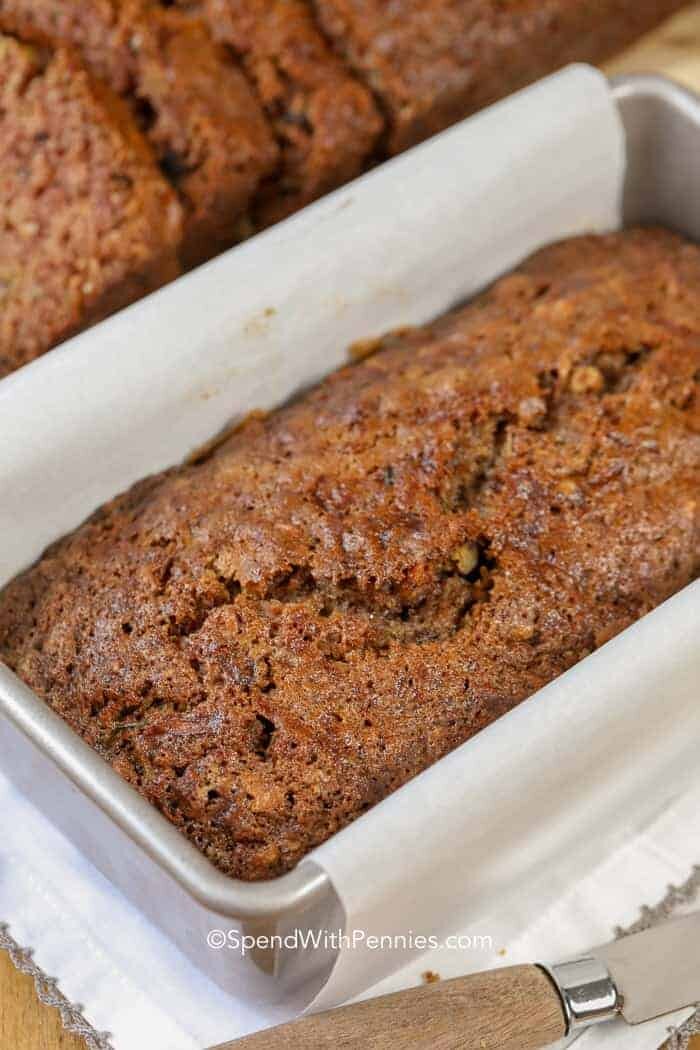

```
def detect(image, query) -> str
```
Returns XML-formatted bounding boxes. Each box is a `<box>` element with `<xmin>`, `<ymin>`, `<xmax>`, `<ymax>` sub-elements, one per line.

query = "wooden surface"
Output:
<box><xmin>3</xmin><ymin>5</ymin><xmax>700</xmax><ymax>1049</ymax></box>
<box><xmin>214</xmin><ymin>966</ymin><xmax>567</xmax><ymax>1050</ymax></box>
<box><xmin>0</xmin><ymin>949</ymin><xmax>85</xmax><ymax>1050</ymax></box>
<box><xmin>605</xmin><ymin>2</ymin><xmax>700</xmax><ymax>89</ymax></box>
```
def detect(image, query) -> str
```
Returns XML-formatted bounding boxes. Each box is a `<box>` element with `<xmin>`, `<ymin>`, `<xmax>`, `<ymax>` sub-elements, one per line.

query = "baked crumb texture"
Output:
<box><xmin>1</xmin><ymin>228</ymin><xmax>698</xmax><ymax>880</ymax></box>
<box><xmin>0</xmin><ymin>32</ymin><xmax>182</xmax><ymax>378</ymax></box>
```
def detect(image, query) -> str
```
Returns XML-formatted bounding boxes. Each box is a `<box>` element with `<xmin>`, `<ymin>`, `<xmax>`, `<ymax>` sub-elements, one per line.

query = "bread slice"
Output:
<box><xmin>197</xmin><ymin>0</ymin><xmax>383</xmax><ymax>226</ymax></box>
<box><xmin>0</xmin><ymin>34</ymin><xmax>182</xmax><ymax>377</ymax></box>
<box><xmin>0</xmin><ymin>0</ymin><xmax>279</xmax><ymax>266</ymax></box>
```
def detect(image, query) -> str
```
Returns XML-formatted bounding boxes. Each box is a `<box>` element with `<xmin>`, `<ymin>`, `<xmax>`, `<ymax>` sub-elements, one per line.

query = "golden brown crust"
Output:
<box><xmin>0</xmin><ymin>0</ymin><xmax>279</xmax><ymax>266</ymax></box>
<box><xmin>1</xmin><ymin>228</ymin><xmax>698</xmax><ymax>878</ymax></box>
<box><xmin>0</xmin><ymin>33</ymin><xmax>182</xmax><ymax>377</ymax></box>
<box><xmin>197</xmin><ymin>0</ymin><xmax>383</xmax><ymax>227</ymax></box>
<box><xmin>313</xmin><ymin>0</ymin><xmax>688</xmax><ymax>153</ymax></box>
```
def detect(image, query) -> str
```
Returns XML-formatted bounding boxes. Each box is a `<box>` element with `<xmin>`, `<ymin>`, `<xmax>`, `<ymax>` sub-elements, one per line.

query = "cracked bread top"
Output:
<box><xmin>1</xmin><ymin>227</ymin><xmax>699</xmax><ymax>879</ymax></box>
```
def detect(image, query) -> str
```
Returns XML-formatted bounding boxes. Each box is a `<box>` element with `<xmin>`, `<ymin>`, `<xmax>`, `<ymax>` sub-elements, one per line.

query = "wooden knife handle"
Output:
<box><xmin>212</xmin><ymin>964</ymin><xmax>567</xmax><ymax>1050</ymax></box>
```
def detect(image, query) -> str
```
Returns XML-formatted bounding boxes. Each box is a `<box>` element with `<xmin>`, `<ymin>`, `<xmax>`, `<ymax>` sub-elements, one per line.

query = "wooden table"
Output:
<box><xmin>3</xmin><ymin>6</ymin><xmax>700</xmax><ymax>1048</ymax></box>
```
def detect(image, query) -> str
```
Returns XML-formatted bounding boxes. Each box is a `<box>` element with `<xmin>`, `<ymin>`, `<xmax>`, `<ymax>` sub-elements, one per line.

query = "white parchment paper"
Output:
<box><xmin>3</xmin><ymin>64</ymin><xmax>698</xmax><ymax>1043</ymax></box>
<box><xmin>0</xmin><ymin>64</ymin><xmax>623</xmax><ymax>584</ymax></box>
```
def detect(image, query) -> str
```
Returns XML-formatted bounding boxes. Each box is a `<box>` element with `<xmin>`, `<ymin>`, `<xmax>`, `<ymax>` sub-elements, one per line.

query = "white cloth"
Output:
<box><xmin>1</xmin><ymin>764</ymin><xmax>698</xmax><ymax>1050</ymax></box>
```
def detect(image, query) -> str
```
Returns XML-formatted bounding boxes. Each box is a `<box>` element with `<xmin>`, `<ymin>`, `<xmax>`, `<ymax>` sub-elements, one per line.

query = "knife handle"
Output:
<box><xmin>212</xmin><ymin>964</ymin><xmax>567</xmax><ymax>1050</ymax></box>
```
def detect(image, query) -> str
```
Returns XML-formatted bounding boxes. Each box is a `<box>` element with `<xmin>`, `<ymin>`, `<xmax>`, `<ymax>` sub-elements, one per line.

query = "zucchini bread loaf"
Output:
<box><xmin>0</xmin><ymin>33</ymin><xmax>182</xmax><ymax>378</ymax></box>
<box><xmin>1</xmin><ymin>227</ymin><xmax>698</xmax><ymax>879</ymax></box>
<box><xmin>0</xmin><ymin>0</ymin><xmax>689</xmax><ymax>378</ymax></box>
<box><xmin>314</xmin><ymin>0</ymin><xmax>689</xmax><ymax>152</ymax></box>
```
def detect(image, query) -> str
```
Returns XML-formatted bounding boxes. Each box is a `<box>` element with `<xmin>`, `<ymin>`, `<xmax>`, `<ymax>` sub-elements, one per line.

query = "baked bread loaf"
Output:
<box><xmin>0</xmin><ymin>0</ymin><xmax>688</xmax><ymax>377</ymax></box>
<box><xmin>0</xmin><ymin>0</ymin><xmax>278</xmax><ymax>266</ymax></box>
<box><xmin>314</xmin><ymin>0</ymin><xmax>689</xmax><ymax>153</ymax></box>
<box><xmin>193</xmin><ymin>0</ymin><xmax>383</xmax><ymax>227</ymax></box>
<box><xmin>0</xmin><ymin>33</ymin><xmax>182</xmax><ymax>378</ymax></box>
<box><xmin>1</xmin><ymin>227</ymin><xmax>698</xmax><ymax>879</ymax></box>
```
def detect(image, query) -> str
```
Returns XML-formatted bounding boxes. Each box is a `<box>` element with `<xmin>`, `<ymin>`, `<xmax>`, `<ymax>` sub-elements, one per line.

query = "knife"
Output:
<box><xmin>213</xmin><ymin>911</ymin><xmax>700</xmax><ymax>1050</ymax></box>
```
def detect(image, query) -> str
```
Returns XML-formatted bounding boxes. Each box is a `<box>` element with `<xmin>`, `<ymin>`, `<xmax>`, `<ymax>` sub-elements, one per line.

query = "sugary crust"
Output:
<box><xmin>0</xmin><ymin>34</ymin><xmax>182</xmax><ymax>376</ymax></box>
<box><xmin>1</xmin><ymin>227</ymin><xmax>699</xmax><ymax>878</ymax></box>
<box><xmin>199</xmin><ymin>0</ymin><xmax>383</xmax><ymax>226</ymax></box>
<box><xmin>0</xmin><ymin>0</ymin><xmax>279</xmax><ymax>265</ymax></box>
<box><xmin>313</xmin><ymin>0</ymin><xmax>688</xmax><ymax>153</ymax></box>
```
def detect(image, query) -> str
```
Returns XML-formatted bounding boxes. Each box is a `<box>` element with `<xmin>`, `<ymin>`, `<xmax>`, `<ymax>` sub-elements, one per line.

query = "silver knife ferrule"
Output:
<box><xmin>541</xmin><ymin>956</ymin><xmax>621</xmax><ymax>1033</ymax></box>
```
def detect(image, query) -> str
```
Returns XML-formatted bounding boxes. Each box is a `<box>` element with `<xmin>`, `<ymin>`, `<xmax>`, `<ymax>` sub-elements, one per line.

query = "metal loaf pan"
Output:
<box><xmin>0</xmin><ymin>73</ymin><xmax>699</xmax><ymax>1002</ymax></box>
